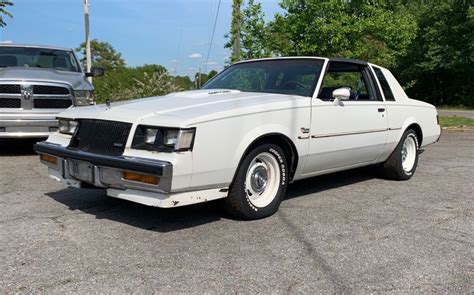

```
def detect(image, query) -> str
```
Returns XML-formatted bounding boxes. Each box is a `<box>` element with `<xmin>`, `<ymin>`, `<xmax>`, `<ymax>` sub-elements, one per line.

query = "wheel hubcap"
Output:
<box><xmin>402</xmin><ymin>136</ymin><xmax>417</xmax><ymax>172</ymax></box>
<box><xmin>245</xmin><ymin>152</ymin><xmax>281</xmax><ymax>208</ymax></box>
<box><xmin>251</xmin><ymin>166</ymin><xmax>268</xmax><ymax>193</ymax></box>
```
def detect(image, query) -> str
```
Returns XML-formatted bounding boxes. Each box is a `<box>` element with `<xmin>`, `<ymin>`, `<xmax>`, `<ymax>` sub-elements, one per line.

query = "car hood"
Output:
<box><xmin>0</xmin><ymin>67</ymin><xmax>92</xmax><ymax>90</ymax></box>
<box><xmin>59</xmin><ymin>89</ymin><xmax>307</xmax><ymax>127</ymax></box>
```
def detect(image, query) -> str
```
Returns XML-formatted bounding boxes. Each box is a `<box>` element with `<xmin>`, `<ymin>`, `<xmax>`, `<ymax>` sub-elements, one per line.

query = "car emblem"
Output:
<box><xmin>21</xmin><ymin>85</ymin><xmax>33</xmax><ymax>100</ymax></box>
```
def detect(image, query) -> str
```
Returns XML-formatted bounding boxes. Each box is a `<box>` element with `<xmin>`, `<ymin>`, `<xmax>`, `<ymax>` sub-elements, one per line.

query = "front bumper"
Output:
<box><xmin>0</xmin><ymin>119</ymin><xmax>58</xmax><ymax>138</ymax></box>
<box><xmin>34</xmin><ymin>141</ymin><xmax>173</xmax><ymax>193</ymax></box>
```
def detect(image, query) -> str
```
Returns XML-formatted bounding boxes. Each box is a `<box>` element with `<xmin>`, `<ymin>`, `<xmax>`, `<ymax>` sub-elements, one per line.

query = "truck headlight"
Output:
<box><xmin>132</xmin><ymin>126</ymin><xmax>195</xmax><ymax>152</ymax></box>
<box><xmin>74</xmin><ymin>90</ymin><xmax>95</xmax><ymax>106</ymax></box>
<box><xmin>58</xmin><ymin>118</ymin><xmax>78</xmax><ymax>135</ymax></box>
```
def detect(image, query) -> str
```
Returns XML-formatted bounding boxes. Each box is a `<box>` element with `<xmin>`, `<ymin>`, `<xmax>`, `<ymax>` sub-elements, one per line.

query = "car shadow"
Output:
<box><xmin>0</xmin><ymin>138</ymin><xmax>43</xmax><ymax>156</ymax></box>
<box><xmin>45</xmin><ymin>166</ymin><xmax>380</xmax><ymax>232</ymax></box>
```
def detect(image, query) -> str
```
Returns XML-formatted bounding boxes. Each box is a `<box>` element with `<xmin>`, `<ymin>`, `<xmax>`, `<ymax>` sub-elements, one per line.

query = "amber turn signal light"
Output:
<box><xmin>123</xmin><ymin>171</ymin><xmax>160</xmax><ymax>185</ymax></box>
<box><xmin>40</xmin><ymin>154</ymin><xmax>58</xmax><ymax>165</ymax></box>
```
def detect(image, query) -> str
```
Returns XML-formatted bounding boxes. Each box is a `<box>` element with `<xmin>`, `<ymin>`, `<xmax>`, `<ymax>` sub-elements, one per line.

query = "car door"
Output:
<box><xmin>302</xmin><ymin>60</ymin><xmax>388</xmax><ymax>175</ymax></box>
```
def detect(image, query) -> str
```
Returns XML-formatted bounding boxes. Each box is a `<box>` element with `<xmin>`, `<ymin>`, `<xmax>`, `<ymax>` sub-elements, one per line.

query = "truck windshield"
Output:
<box><xmin>202</xmin><ymin>58</ymin><xmax>325</xmax><ymax>97</ymax></box>
<box><xmin>0</xmin><ymin>46</ymin><xmax>81</xmax><ymax>72</ymax></box>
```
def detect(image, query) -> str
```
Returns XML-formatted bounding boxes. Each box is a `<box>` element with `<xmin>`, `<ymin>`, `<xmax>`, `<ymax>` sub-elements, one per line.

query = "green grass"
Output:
<box><xmin>439</xmin><ymin>116</ymin><xmax>474</xmax><ymax>128</ymax></box>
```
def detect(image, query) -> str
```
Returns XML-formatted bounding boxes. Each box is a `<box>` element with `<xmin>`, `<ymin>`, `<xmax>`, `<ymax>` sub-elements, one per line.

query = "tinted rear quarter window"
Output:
<box><xmin>373</xmin><ymin>67</ymin><xmax>395</xmax><ymax>101</ymax></box>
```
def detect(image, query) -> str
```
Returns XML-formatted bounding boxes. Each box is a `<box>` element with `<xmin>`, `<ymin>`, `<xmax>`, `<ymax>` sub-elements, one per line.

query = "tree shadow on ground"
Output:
<box><xmin>0</xmin><ymin>138</ymin><xmax>43</xmax><ymax>156</ymax></box>
<box><xmin>46</xmin><ymin>166</ymin><xmax>380</xmax><ymax>232</ymax></box>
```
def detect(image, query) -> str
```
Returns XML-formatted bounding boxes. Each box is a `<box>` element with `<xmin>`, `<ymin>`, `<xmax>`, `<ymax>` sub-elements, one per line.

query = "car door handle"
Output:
<box><xmin>378</xmin><ymin>108</ymin><xmax>386</xmax><ymax>113</ymax></box>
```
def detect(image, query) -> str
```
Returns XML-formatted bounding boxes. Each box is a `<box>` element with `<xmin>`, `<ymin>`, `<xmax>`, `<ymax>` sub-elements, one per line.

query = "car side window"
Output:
<box><xmin>319</xmin><ymin>62</ymin><xmax>380</xmax><ymax>101</ymax></box>
<box><xmin>373</xmin><ymin>67</ymin><xmax>395</xmax><ymax>101</ymax></box>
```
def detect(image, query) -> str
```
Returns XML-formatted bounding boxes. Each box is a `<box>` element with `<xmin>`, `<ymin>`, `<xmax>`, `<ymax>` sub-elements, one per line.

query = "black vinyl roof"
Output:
<box><xmin>328</xmin><ymin>57</ymin><xmax>368</xmax><ymax>66</ymax></box>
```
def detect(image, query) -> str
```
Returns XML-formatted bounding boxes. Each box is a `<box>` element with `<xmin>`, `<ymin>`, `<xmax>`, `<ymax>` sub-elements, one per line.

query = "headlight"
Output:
<box><xmin>132</xmin><ymin>126</ymin><xmax>195</xmax><ymax>152</ymax></box>
<box><xmin>58</xmin><ymin>118</ymin><xmax>78</xmax><ymax>135</ymax></box>
<box><xmin>74</xmin><ymin>90</ymin><xmax>95</xmax><ymax>106</ymax></box>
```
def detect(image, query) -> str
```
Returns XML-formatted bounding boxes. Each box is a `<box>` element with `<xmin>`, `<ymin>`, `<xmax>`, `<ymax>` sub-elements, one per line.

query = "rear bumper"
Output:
<box><xmin>0</xmin><ymin>119</ymin><xmax>58</xmax><ymax>138</ymax></box>
<box><xmin>34</xmin><ymin>141</ymin><xmax>173</xmax><ymax>193</ymax></box>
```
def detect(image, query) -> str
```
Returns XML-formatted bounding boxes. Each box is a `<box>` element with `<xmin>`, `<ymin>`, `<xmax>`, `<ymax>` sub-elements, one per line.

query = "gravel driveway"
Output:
<box><xmin>0</xmin><ymin>131</ymin><xmax>472</xmax><ymax>293</ymax></box>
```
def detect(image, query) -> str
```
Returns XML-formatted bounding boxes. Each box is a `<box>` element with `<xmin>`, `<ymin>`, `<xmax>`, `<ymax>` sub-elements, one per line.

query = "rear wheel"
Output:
<box><xmin>224</xmin><ymin>144</ymin><xmax>288</xmax><ymax>220</ymax></box>
<box><xmin>382</xmin><ymin>129</ymin><xmax>419</xmax><ymax>180</ymax></box>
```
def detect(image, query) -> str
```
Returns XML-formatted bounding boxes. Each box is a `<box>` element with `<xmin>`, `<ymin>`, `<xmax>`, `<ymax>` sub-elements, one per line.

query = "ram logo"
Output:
<box><xmin>21</xmin><ymin>85</ymin><xmax>33</xmax><ymax>100</ymax></box>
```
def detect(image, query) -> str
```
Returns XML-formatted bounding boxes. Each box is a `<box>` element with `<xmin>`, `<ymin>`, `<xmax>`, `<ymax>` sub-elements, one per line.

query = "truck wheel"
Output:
<box><xmin>224</xmin><ymin>144</ymin><xmax>288</xmax><ymax>220</ymax></box>
<box><xmin>382</xmin><ymin>129</ymin><xmax>419</xmax><ymax>180</ymax></box>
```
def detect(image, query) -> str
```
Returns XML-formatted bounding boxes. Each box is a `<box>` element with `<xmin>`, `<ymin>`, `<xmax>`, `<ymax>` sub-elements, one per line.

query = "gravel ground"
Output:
<box><xmin>0</xmin><ymin>131</ymin><xmax>473</xmax><ymax>293</ymax></box>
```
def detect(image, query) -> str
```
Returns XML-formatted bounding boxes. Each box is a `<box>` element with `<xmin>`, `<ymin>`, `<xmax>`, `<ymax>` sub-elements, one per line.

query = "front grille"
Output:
<box><xmin>33</xmin><ymin>85</ymin><xmax>70</xmax><ymax>95</ymax></box>
<box><xmin>70</xmin><ymin>120</ymin><xmax>132</xmax><ymax>156</ymax></box>
<box><xmin>0</xmin><ymin>98</ymin><xmax>21</xmax><ymax>108</ymax></box>
<box><xmin>0</xmin><ymin>84</ymin><xmax>21</xmax><ymax>94</ymax></box>
<box><xmin>34</xmin><ymin>99</ymin><xmax>72</xmax><ymax>109</ymax></box>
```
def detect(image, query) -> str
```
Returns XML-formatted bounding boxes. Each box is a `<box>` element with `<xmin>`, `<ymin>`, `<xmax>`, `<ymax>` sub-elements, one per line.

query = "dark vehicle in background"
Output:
<box><xmin>0</xmin><ymin>44</ymin><xmax>104</xmax><ymax>138</ymax></box>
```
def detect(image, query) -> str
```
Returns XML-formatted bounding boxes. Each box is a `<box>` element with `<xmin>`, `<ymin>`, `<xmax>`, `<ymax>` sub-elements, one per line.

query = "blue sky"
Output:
<box><xmin>0</xmin><ymin>0</ymin><xmax>282</xmax><ymax>77</ymax></box>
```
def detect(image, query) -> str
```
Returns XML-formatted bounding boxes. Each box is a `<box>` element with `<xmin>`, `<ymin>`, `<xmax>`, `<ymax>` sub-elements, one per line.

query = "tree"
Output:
<box><xmin>194</xmin><ymin>70</ymin><xmax>219</xmax><ymax>88</ymax></box>
<box><xmin>0</xmin><ymin>0</ymin><xmax>13</xmax><ymax>27</ymax></box>
<box><xmin>92</xmin><ymin>64</ymin><xmax>189</xmax><ymax>103</ymax></box>
<box><xmin>395</xmin><ymin>0</ymin><xmax>474</xmax><ymax>106</ymax></box>
<box><xmin>226</xmin><ymin>0</ymin><xmax>269</xmax><ymax>62</ymax></box>
<box><xmin>230</xmin><ymin>0</ymin><xmax>244</xmax><ymax>63</ymax></box>
<box><xmin>267</xmin><ymin>0</ymin><xmax>417</xmax><ymax>68</ymax></box>
<box><xmin>76</xmin><ymin>39</ymin><xmax>126</xmax><ymax>71</ymax></box>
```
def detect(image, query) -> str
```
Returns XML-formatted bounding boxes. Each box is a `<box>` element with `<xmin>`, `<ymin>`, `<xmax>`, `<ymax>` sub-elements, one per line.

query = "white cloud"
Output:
<box><xmin>206</xmin><ymin>61</ymin><xmax>218</xmax><ymax>66</ymax></box>
<box><xmin>169</xmin><ymin>59</ymin><xmax>178</xmax><ymax>64</ymax></box>
<box><xmin>188</xmin><ymin>53</ymin><xmax>202</xmax><ymax>59</ymax></box>
<box><xmin>0</xmin><ymin>40</ymin><xmax>13</xmax><ymax>44</ymax></box>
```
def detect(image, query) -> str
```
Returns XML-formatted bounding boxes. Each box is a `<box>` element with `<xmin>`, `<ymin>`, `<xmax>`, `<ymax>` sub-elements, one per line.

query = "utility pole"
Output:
<box><xmin>231</xmin><ymin>0</ymin><xmax>242</xmax><ymax>63</ymax></box>
<box><xmin>84</xmin><ymin>0</ymin><xmax>92</xmax><ymax>83</ymax></box>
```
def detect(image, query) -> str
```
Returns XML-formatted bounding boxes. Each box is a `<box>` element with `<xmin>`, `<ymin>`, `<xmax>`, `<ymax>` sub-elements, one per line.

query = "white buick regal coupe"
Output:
<box><xmin>35</xmin><ymin>57</ymin><xmax>441</xmax><ymax>219</ymax></box>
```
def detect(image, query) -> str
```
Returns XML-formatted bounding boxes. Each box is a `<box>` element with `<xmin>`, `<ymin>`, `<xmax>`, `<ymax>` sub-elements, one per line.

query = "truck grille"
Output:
<box><xmin>0</xmin><ymin>84</ymin><xmax>21</xmax><ymax>94</ymax></box>
<box><xmin>34</xmin><ymin>99</ymin><xmax>72</xmax><ymax>109</ymax></box>
<box><xmin>33</xmin><ymin>85</ymin><xmax>70</xmax><ymax>95</ymax></box>
<box><xmin>70</xmin><ymin>120</ymin><xmax>132</xmax><ymax>156</ymax></box>
<box><xmin>0</xmin><ymin>98</ymin><xmax>21</xmax><ymax>108</ymax></box>
<box><xmin>0</xmin><ymin>83</ymin><xmax>73</xmax><ymax>109</ymax></box>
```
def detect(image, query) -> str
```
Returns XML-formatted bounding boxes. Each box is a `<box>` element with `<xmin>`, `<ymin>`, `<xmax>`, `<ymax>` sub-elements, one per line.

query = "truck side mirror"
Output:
<box><xmin>86</xmin><ymin>67</ymin><xmax>105</xmax><ymax>77</ymax></box>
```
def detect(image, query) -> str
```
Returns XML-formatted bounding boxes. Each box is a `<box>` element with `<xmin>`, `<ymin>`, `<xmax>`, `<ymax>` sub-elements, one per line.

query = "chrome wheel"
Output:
<box><xmin>245</xmin><ymin>152</ymin><xmax>281</xmax><ymax>208</ymax></box>
<box><xmin>402</xmin><ymin>135</ymin><xmax>417</xmax><ymax>172</ymax></box>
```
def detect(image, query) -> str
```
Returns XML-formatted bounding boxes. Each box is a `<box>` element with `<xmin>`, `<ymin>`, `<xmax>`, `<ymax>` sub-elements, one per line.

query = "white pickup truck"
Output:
<box><xmin>35</xmin><ymin>57</ymin><xmax>441</xmax><ymax>220</ymax></box>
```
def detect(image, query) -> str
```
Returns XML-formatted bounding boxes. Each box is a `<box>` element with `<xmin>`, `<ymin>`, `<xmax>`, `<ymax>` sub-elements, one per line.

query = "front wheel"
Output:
<box><xmin>382</xmin><ymin>129</ymin><xmax>419</xmax><ymax>180</ymax></box>
<box><xmin>223</xmin><ymin>144</ymin><xmax>288</xmax><ymax>220</ymax></box>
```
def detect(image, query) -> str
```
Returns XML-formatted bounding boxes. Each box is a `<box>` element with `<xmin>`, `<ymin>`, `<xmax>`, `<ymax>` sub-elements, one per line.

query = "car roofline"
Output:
<box><xmin>0</xmin><ymin>43</ymin><xmax>73</xmax><ymax>52</ymax></box>
<box><xmin>232</xmin><ymin>56</ymin><xmax>371</xmax><ymax>67</ymax></box>
<box><xmin>232</xmin><ymin>56</ymin><xmax>329</xmax><ymax>65</ymax></box>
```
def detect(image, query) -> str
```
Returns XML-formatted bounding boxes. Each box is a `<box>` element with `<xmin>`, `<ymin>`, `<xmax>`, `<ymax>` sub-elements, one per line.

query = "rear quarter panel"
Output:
<box><xmin>376</xmin><ymin>68</ymin><xmax>441</xmax><ymax>162</ymax></box>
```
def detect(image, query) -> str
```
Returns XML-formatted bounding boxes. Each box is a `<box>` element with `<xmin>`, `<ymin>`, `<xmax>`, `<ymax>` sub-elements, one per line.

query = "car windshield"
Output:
<box><xmin>202</xmin><ymin>58</ymin><xmax>325</xmax><ymax>97</ymax></box>
<box><xmin>0</xmin><ymin>46</ymin><xmax>81</xmax><ymax>72</ymax></box>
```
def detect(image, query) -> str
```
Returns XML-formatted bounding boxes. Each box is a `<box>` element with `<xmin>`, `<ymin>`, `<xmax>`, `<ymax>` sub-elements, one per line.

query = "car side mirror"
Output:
<box><xmin>85</xmin><ymin>67</ymin><xmax>105</xmax><ymax>77</ymax></box>
<box><xmin>332</xmin><ymin>87</ymin><xmax>350</xmax><ymax>101</ymax></box>
<box><xmin>332</xmin><ymin>87</ymin><xmax>350</xmax><ymax>106</ymax></box>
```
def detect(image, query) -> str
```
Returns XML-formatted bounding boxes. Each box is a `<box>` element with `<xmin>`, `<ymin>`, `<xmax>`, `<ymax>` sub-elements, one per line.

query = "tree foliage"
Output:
<box><xmin>230</xmin><ymin>0</ymin><xmax>473</xmax><ymax>106</ymax></box>
<box><xmin>226</xmin><ymin>0</ymin><xmax>269</xmax><ymax>61</ymax></box>
<box><xmin>0</xmin><ymin>0</ymin><xmax>13</xmax><ymax>27</ymax></box>
<box><xmin>93</xmin><ymin>64</ymin><xmax>193</xmax><ymax>103</ymax></box>
<box><xmin>395</xmin><ymin>0</ymin><xmax>473</xmax><ymax>106</ymax></box>
<box><xmin>76</xmin><ymin>39</ymin><xmax>126</xmax><ymax>71</ymax></box>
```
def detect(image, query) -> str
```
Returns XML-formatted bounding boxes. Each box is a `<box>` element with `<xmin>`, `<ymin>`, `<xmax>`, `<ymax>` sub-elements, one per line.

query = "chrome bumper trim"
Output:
<box><xmin>34</xmin><ymin>142</ymin><xmax>173</xmax><ymax>193</ymax></box>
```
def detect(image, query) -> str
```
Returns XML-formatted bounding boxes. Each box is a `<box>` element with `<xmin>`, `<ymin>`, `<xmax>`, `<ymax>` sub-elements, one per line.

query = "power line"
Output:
<box><xmin>204</xmin><ymin>0</ymin><xmax>221</xmax><ymax>73</ymax></box>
